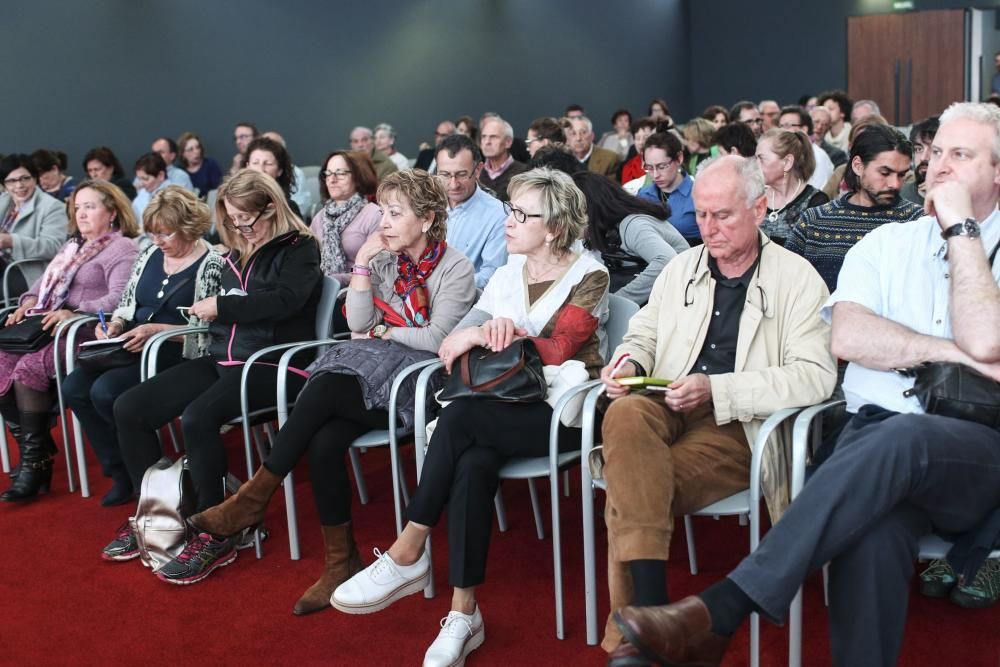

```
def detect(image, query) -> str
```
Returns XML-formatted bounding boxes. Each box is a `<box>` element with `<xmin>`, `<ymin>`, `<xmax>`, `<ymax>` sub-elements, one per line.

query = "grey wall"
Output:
<box><xmin>1</xmin><ymin>0</ymin><xmax>689</xmax><ymax>177</ymax></box>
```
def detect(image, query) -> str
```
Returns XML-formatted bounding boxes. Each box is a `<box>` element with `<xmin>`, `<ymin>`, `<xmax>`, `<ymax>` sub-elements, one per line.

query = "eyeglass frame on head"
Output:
<box><xmin>223</xmin><ymin>207</ymin><xmax>267</xmax><ymax>234</ymax></box>
<box><xmin>149</xmin><ymin>230</ymin><xmax>178</xmax><ymax>243</ymax></box>
<box><xmin>502</xmin><ymin>200</ymin><xmax>544</xmax><ymax>224</ymax></box>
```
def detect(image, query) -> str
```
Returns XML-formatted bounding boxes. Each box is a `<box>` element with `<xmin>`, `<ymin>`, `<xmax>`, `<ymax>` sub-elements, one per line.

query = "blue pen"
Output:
<box><xmin>97</xmin><ymin>309</ymin><xmax>109</xmax><ymax>335</ymax></box>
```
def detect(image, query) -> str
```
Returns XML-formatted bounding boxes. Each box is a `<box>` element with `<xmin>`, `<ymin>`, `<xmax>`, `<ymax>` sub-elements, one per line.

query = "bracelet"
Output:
<box><xmin>351</xmin><ymin>264</ymin><xmax>371</xmax><ymax>277</ymax></box>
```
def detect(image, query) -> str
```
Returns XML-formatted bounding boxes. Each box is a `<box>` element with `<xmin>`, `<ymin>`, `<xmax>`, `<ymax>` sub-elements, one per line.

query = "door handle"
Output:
<box><xmin>893</xmin><ymin>59</ymin><xmax>901</xmax><ymax>126</ymax></box>
<box><xmin>905</xmin><ymin>58</ymin><xmax>913</xmax><ymax>125</ymax></box>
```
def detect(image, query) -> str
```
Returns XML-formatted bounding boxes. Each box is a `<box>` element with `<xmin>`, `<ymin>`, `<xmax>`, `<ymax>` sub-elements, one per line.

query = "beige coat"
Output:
<box><xmin>611</xmin><ymin>233</ymin><xmax>837</xmax><ymax>519</ymax></box>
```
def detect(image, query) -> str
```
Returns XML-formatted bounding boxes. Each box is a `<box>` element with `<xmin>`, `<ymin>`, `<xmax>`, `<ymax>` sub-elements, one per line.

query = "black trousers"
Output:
<box><xmin>62</xmin><ymin>344</ymin><xmax>184</xmax><ymax>478</ymax></box>
<box><xmin>264</xmin><ymin>372</ymin><xmax>388</xmax><ymax>525</ymax></box>
<box><xmin>114</xmin><ymin>356</ymin><xmax>306</xmax><ymax>511</ymax></box>
<box><xmin>729</xmin><ymin>406</ymin><xmax>1000</xmax><ymax>667</ymax></box>
<box><xmin>404</xmin><ymin>398</ymin><xmax>580</xmax><ymax>588</ymax></box>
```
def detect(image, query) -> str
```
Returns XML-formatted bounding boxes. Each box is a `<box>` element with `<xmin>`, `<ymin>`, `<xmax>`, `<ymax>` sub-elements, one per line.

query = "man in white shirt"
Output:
<box><xmin>607</xmin><ymin>102</ymin><xmax>1000</xmax><ymax>667</ymax></box>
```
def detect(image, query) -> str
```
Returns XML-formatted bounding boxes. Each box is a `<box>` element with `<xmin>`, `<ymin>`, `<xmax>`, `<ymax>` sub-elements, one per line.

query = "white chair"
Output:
<box><xmin>2</xmin><ymin>259</ymin><xmax>47</xmax><ymax>308</ymax></box>
<box><xmin>51</xmin><ymin>314</ymin><xmax>100</xmax><ymax>495</ymax></box>
<box><xmin>580</xmin><ymin>382</ymin><xmax>802</xmax><ymax>662</ymax></box>
<box><xmin>298</xmin><ymin>166</ymin><xmax>322</xmax><ymax>219</ymax></box>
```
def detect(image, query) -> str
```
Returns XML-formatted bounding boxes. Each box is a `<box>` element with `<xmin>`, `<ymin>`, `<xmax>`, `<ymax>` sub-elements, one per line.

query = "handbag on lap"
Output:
<box><xmin>437</xmin><ymin>339</ymin><xmax>547</xmax><ymax>403</ymax></box>
<box><xmin>0</xmin><ymin>316</ymin><xmax>52</xmax><ymax>353</ymax></box>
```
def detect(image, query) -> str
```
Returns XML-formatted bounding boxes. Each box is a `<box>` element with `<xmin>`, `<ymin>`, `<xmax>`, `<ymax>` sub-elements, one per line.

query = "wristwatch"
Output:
<box><xmin>370</xmin><ymin>324</ymin><xmax>388</xmax><ymax>339</ymax></box>
<box><xmin>941</xmin><ymin>218</ymin><xmax>981</xmax><ymax>240</ymax></box>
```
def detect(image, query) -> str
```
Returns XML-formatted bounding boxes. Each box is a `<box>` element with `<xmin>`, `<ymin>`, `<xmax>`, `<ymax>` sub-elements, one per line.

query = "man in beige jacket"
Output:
<box><xmin>598</xmin><ymin>154</ymin><xmax>837</xmax><ymax>651</ymax></box>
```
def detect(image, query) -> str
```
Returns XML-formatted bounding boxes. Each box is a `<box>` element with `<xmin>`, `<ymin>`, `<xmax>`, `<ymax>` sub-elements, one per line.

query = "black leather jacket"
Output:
<box><xmin>209</xmin><ymin>230</ymin><xmax>321</xmax><ymax>364</ymax></box>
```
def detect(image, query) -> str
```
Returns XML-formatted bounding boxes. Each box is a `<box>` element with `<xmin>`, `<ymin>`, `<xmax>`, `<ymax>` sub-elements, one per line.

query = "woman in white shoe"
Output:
<box><xmin>335</xmin><ymin>168</ymin><xmax>610</xmax><ymax>666</ymax></box>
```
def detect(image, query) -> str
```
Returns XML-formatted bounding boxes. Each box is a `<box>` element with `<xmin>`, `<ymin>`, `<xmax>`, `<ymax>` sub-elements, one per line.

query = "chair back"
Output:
<box><xmin>605</xmin><ymin>293</ymin><xmax>639</xmax><ymax>352</ymax></box>
<box><xmin>300</xmin><ymin>166</ymin><xmax>322</xmax><ymax>219</ymax></box>
<box><xmin>315</xmin><ymin>276</ymin><xmax>341</xmax><ymax>340</ymax></box>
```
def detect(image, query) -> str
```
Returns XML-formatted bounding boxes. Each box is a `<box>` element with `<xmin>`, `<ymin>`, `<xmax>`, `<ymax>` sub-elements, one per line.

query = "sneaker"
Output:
<box><xmin>331</xmin><ymin>548</ymin><xmax>429</xmax><ymax>614</ymax></box>
<box><xmin>102</xmin><ymin>521</ymin><xmax>140</xmax><ymax>562</ymax></box>
<box><xmin>423</xmin><ymin>606</ymin><xmax>485</xmax><ymax>667</ymax></box>
<box><xmin>155</xmin><ymin>532</ymin><xmax>237</xmax><ymax>585</ymax></box>
<box><xmin>919</xmin><ymin>559</ymin><xmax>957</xmax><ymax>598</ymax></box>
<box><xmin>950</xmin><ymin>559</ymin><xmax>1000</xmax><ymax>609</ymax></box>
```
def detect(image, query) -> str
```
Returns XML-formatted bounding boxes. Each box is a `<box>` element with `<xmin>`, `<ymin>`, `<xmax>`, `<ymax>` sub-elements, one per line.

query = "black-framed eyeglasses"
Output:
<box><xmin>223</xmin><ymin>208</ymin><xmax>266</xmax><ymax>234</ymax></box>
<box><xmin>321</xmin><ymin>168</ymin><xmax>351</xmax><ymax>180</ymax></box>
<box><xmin>502</xmin><ymin>200</ymin><xmax>544</xmax><ymax>224</ymax></box>
<box><xmin>3</xmin><ymin>175</ymin><xmax>33</xmax><ymax>186</ymax></box>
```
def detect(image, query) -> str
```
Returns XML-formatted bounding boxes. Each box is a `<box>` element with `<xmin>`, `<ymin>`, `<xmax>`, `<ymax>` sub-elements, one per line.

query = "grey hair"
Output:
<box><xmin>852</xmin><ymin>99</ymin><xmax>881</xmax><ymax>117</ymax></box>
<box><xmin>810</xmin><ymin>106</ymin><xmax>831</xmax><ymax>121</ymax></box>
<box><xmin>350</xmin><ymin>126</ymin><xmax>373</xmax><ymax>138</ymax></box>
<box><xmin>483</xmin><ymin>117</ymin><xmax>514</xmax><ymax>140</ymax></box>
<box><xmin>940</xmin><ymin>101</ymin><xmax>1000</xmax><ymax>164</ymax></box>
<box><xmin>696</xmin><ymin>154</ymin><xmax>766</xmax><ymax>207</ymax></box>
<box><xmin>374</xmin><ymin>123</ymin><xmax>396</xmax><ymax>140</ymax></box>
<box><xmin>572</xmin><ymin>115</ymin><xmax>594</xmax><ymax>133</ymax></box>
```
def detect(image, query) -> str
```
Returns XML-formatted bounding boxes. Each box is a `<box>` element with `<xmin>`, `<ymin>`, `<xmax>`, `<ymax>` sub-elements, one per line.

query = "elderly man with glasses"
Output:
<box><xmin>637</xmin><ymin>132</ymin><xmax>699</xmax><ymax>243</ymax></box>
<box><xmin>598</xmin><ymin>154</ymin><xmax>837</xmax><ymax>654</ymax></box>
<box><xmin>435</xmin><ymin>134</ymin><xmax>508</xmax><ymax>288</ymax></box>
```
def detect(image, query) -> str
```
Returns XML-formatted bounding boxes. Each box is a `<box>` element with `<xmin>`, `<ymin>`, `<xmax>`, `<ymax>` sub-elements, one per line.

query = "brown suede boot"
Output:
<box><xmin>293</xmin><ymin>522</ymin><xmax>363</xmax><ymax>616</ymax></box>
<box><xmin>189</xmin><ymin>466</ymin><xmax>283</xmax><ymax>537</ymax></box>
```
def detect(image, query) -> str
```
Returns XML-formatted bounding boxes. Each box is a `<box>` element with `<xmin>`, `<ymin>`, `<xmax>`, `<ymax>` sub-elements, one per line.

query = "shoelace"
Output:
<box><xmin>921</xmin><ymin>559</ymin><xmax>955</xmax><ymax>580</ymax></box>
<box><xmin>439</xmin><ymin>612</ymin><xmax>475</xmax><ymax>638</ymax></box>
<box><xmin>114</xmin><ymin>521</ymin><xmax>133</xmax><ymax>541</ymax></box>
<box><xmin>176</xmin><ymin>533</ymin><xmax>211</xmax><ymax>563</ymax></box>
<box><xmin>367</xmin><ymin>548</ymin><xmax>402</xmax><ymax>582</ymax></box>
<box><xmin>962</xmin><ymin>559</ymin><xmax>1000</xmax><ymax>598</ymax></box>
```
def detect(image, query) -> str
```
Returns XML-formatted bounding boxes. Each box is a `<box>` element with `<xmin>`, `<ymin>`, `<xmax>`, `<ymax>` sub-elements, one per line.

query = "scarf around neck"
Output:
<box><xmin>393</xmin><ymin>240</ymin><xmax>447</xmax><ymax>327</ymax></box>
<box><xmin>29</xmin><ymin>232</ymin><xmax>118</xmax><ymax>314</ymax></box>
<box><xmin>320</xmin><ymin>193</ymin><xmax>366</xmax><ymax>276</ymax></box>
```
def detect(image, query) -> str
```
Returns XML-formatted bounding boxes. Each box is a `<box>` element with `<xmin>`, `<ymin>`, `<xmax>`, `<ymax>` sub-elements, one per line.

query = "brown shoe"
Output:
<box><xmin>607</xmin><ymin>596</ymin><xmax>731</xmax><ymax>667</ymax></box>
<box><xmin>293</xmin><ymin>522</ymin><xmax>364</xmax><ymax>616</ymax></box>
<box><xmin>189</xmin><ymin>466</ymin><xmax>283</xmax><ymax>537</ymax></box>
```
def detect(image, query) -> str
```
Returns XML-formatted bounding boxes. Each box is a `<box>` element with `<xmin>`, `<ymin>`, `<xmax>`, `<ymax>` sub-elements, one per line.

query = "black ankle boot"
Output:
<box><xmin>0</xmin><ymin>411</ymin><xmax>56</xmax><ymax>502</ymax></box>
<box><xmin>101</xmin><ymin>468</ymin><xmax>135</xmax><ymax>507</ymax></box>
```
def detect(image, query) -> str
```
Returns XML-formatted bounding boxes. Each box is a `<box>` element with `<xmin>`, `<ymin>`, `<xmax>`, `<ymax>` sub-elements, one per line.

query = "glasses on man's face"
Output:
<box><xmin>322</xmin><ymin>169</ymin><xmax>351</xmax><ymax>180</ymax></box>
<box><xmin>150</xmin><ymin>231</ymin><xmax>178</xmax><ymax>243</ymax></box>
<box><xmin>234</xmin><ymin>133</ymin><xmax>253</xmax><ymax>142</ymax></box>
<box><xmin>642</xmin><ymin>160</ymin><xmax>675</xmax><ymax>175</ymax></box>
<box><xmin>3</xmin><ymin>175</ymin><xmax>33</xmax><ymax>187</ymax></box>
<box><xmin>502</xmin><ymin>200</ymin><xmax>544</xmax><ymax>224</ymax></box>
<box><xmin>778</xmin><ymin>123</ymin><xmax>803</xmax><ymax>131</ymax></box>
<box><xmin>746</xmin><ymin>118</ymin><xmax>764</xmax><ymax>126</ymax></box>
<box><xmin>223</xmin><ymin>208</ymin><xmax>266</xmax><ymax>234</ymax></box>
<box><xmin>436</xmin><ymin>170</ymin><xmax>474</xmax><ymax>182</ymax></box>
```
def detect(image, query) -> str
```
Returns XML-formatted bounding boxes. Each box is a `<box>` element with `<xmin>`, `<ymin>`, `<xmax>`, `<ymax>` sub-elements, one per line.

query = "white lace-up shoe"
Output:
<box><xmin>423</xmin><ymin>606</ymin><xmax>485</xmax><ymax>667</ymax></box>
<box><xmin>331</xmin><ymin>548</ymin><xmax>429</xmax><ymax>614</ymax></box>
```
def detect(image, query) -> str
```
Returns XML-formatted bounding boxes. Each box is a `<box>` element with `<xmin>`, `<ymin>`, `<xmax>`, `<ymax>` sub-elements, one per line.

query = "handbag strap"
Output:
<box><xmin>459</xmin><ymin>345</ymin><xmax>528</xmax><ymax>392</ymax></box>
<box><xmin>989</xmin><ymin>237</ymin><xmax>1000</xmax><ymax>267</ymax></box>
<box><xmin>143</xmin><ymin>277</ymin><xmax>193</xmax><ymax>323</ymax></box>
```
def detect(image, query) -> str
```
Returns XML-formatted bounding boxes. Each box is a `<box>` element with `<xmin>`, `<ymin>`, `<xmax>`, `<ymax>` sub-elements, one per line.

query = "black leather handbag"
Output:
<box><xmin>0</xmin><ymin>316</ymin><xmax>52</xmax><ymax>353</ymax></box>
<box><xmin>438</xmin><ymin>338</ymin><xmax>547</xmax><ymax>403</ymax></box>
<box><xmin>900</xmin><ymin>362</ymin><xmax>1000</xmax><ymax>429</ymax></box>
<box><xmin>76</xmin><ymin>339</ymin><xmax>137</xmax><ymax>372</ymax></box>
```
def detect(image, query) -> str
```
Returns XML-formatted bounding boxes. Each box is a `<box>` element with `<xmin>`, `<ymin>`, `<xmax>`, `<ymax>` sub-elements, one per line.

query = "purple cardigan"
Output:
<box><xmin>20</xmin><ymin>235</ymin><xmax>140</xmax><ymax>313</ymax></box>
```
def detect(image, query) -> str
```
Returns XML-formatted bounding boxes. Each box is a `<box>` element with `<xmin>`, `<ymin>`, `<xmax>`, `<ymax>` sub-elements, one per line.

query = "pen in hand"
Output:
<box><xmin>97</xmin><ymin>309</ymin><xmax>109</xmax><ymax>336</ymax></box>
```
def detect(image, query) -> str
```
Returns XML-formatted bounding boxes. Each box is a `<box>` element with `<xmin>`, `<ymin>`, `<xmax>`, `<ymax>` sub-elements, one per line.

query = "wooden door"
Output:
<box><xmin>910</xmin><ymin>10</ymin><xmax>966</xmax><ymax>121</ymax></box>
<box><xmin>847</xmin><ymin>13</ymin><xmax>905</xmax><ymax>123</ymax></box>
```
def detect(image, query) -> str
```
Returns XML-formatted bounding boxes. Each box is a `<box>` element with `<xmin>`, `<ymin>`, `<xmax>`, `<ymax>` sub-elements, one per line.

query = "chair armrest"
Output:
<box><xmin>3</xmin><ymin>258</ymin><xmax>47</xmax><ymax>307</ymax></box>
<box><xmin>579</xmin><ymin>384</ymin><xmax>607</xmax><ymax>489</ymax></box>
<box><xmin>52</xmin><ymin>315</ymin><xmax>98</xmax><ymax>378</ymax></box>
<box><xmin>748</xmin><ymin>407</ymin><xmax>803</xmax><ymax>551</ymax></box>
<box><xmin>274</xmin><ymin>339</ymin><xmax>344</xmax><ymax>426</ymax></box>
<box><xmin>140</xmin><ymin>325</ymin><xmax>210</xmax><ymax>381</ymax></box>
<box><xmin>547</xmin><ymin>379</ymin><xmax>603</xmax><ymax>474</ymax></box>
<box><xmin>791</xmin><ymin>400</ymin><xmax>846</xmax><ymax>499</ymax></box>
<box><xmin>413</xmin><ymin>360</ymin><xmax>446</xmax><ymax>479</ymax></box>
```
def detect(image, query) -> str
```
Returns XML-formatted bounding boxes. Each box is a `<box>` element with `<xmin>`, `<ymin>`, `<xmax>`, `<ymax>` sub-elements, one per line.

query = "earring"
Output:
<box><xmin>421</xmin><ymin>224</ymin><xmax>430</xmax><ymax>233</ymax></box>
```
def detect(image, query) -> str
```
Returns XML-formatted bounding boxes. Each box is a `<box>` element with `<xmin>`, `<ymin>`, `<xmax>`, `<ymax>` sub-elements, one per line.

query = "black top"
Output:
<box><xmin>134</xmin><ymin>248</ymin><xmax>204</xmax><ymax>325</ymax></box>
<box><xmin>690</xmin><ymin>255</ymin><xmax>758</xmax><ymax>376</ymax></box>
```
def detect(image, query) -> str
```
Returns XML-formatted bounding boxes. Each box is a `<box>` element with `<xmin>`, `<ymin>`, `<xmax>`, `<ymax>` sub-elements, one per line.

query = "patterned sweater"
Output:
<box><xmin>785</xmin><ymin>195</ymin><xmax>923</xmax><ymax>291</ymax></box>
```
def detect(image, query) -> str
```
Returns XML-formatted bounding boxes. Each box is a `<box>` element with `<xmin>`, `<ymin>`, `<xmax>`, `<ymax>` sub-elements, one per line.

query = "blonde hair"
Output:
<box><xmin>376</xmin><ymin>169</ymin><xmax>448</xmax><ymax>243</ymax></box>
<box><xmin>759</xmin><ymin>128</ymin><xmax>816</xmax><ymax>182</ymax></box>
<box><xmin>507</xmin><ymin>167</ymin><xmax>587</xmax><ymax>256</ymax></box>
<box><xmin>215</xmin><ymin>169</ymin><xmax>311</xmax><ymax>263</ymax></box>
<box><xmin>67</xmin><ymin>179</ymin><xmax>140</xmax><ymax>238</ymax></box>
<box><xmin>143</xmin><ymin>185</ymin><xmax>212</xmax><ymax>242</ymax></box>
<box><xmin>683</xmin><ymin>118</ymin><xmax>717</xmax><ymax>148</ymax></box>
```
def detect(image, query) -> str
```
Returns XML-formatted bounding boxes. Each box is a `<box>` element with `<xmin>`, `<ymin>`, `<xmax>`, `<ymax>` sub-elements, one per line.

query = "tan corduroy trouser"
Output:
<box><xmin>600</xmin><ymin>393</ymin><xmax>751</xmax><ymax>651</ymax></box>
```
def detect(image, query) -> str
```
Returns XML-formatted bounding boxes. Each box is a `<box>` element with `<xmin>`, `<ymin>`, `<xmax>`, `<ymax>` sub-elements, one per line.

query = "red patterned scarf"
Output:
<box><xmin>393</xmin><ymin>240</ymin><xmax>447</xmax><ymax>327</ymax></box>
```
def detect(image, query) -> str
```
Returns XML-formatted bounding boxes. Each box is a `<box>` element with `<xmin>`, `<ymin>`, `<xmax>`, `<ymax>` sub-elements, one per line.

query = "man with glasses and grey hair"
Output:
<box><xmin>569</xmin><ymin>116</ymin><xmax>619</xmax><ymax>177</ymax></box>
<box><xmin>598</xmin><ymin>154</ymin><xmax>837</xmax><ymax>655</ymax></box>
<box><xmin>478</xmin><ymin>116</ymin><xmax>526</xmax><ymax>202</ymax></box>
<box><xmin>437</xmin><ymin>134</ymin><xmax>507</xmax><ymax>288</ymax></box>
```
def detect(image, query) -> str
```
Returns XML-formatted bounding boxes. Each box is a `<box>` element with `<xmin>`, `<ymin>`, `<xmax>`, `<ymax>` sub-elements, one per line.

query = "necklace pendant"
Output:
<box><xmin>157</xmin><ymin>290</ymin><xmax>165</xmax><ymax>299</ymax></box>
<box><xmin>768</xmin><ymin>211</ymin><xmax>779</xmax><ymax>223</ymax></box>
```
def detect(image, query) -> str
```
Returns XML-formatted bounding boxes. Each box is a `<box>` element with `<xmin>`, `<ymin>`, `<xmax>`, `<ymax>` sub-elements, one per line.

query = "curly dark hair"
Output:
<box><xmin>241</xmin><ymin>137</ymin><xmax>296</xmax><ymax>202</ymax></box>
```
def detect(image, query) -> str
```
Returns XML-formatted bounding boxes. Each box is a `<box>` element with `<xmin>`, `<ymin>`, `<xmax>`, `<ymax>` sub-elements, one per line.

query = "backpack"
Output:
<box><xmin>129</xmin><ymin>456</ymin><xmax>196</xmax><ymax>572</ymax></box>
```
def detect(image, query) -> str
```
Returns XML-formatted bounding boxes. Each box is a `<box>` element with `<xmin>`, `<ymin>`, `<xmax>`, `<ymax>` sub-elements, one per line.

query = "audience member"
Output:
<box><xmin>565</xmin><ymin>104</ymin><xmax>586</xmax><ymax>119</ymax></box>
<box><xmin>569</xmin><ymin>116</ymin><xmax>619</xmax><ymax>178</ymax></box>
<box><xmin>312</xmin><ymin>150</ymin><xmax>381</xmax><ymax>286</ymax></box>
<box><xmin>231</xmin><ymin>121</ymin><xmax>259</xmax><ymax>176</ymax></box>
<box><xmin>598</xmin><ymin>154</ymin><xmax>837</xmax><ymax>653</ymax></box>
<box><xmin>31</xmin><ymin>149</ymin><xmax>75</xmax><ymax>201</ymax></box>
<box><xmin>851</xmin><ymin>99</ymin><xmax>881</xmax><ymax>124</ymax></box>
<box><xmin>527</xmin><ymin>144</ymin><xmax>585</xmax><ymax>175</ymax></box>
<box><xmin>787</xmin><ymin>123</ymin><xmax>921</xmax><ymax>291</ymax></box>
<box><xmin>758</xmin><ymin>99</ymin><xmax>781</xmax><ymax>131</ymax></box>
<box><xmin>606</xmin><ymin>101</ymin><xmax>1000</xmax><ymax>667</ymax></box>
<box><xmin>0</xmin><ymin>154</ymin><xmax>69</xmax><ymax>294</ymax></box>
<box><xmin>242</xmin><ymin>136</ymin><xmax>303</xmax><ymax>218</ymax></box>
<box><xmin>0</xmin><ymin>180</ymin><xmax>139</xmax><ymax>501</ymax></box>
<box><xmin>777</xmin><ymin>105</ymin><xmax>835</xmax><ymax>190</ymax></box>
<box><xmin>435</xmin><ymin>134</ymin><xmax>507</xmax><ymax>288</ymax></box>
<box><xmin>713</xmin><ymin>122</ymin><xmax>757</xmax><ymax>158</ymax></box>
<box><xmin>350</xmin><ymin>126</ymin><xmax>399</xmax><ymax>182</ymax></box>
<box><xmin>177</xmin><ymin>132</ymin><xmax>223</xmax><ymax>198</ymax></box>
<box><xmin>150</xmin><ymin>137</ymin><xmax>195</xmax><ymax>191</ymax></box>
<box><xmin>374</xmin><ymin>123</ymin><xmax>409</xmax><ymax>171</ymax></box>
<box><xmin>478</xmin><ymin>116</ymin><xmax>527</xmax><ymax>201</ymax></box>
<box><xmin>809</xmin><ymin>106</ymin><xmax>848</xmax><ymax>166</ymax></box>
<box><xmin>526</xmin><ymin>117</ymin><xmax>566</xmax><ymax>158</ymax></box>
<box><xmin>62</xmin><ymin>186</ymin><xmax>222</xmax><ymax>506</ymax></box>
<box><xmin>261</xmin><ymin>131</ymin><xmax>313</xmax><ymax>216</ymax></box>
<box><xmin>455</xmin><ymin>115</ymin><xmax>478</xmax><ymax>143</ymax></box>
<box><xmin>415</xmin><ymin>120</ymin><xmax>456</xmax><ymax>171</ymax></box>
<box><xmin>101</xmin><ymin>169</ymin><xmax>323</xmax><ymax>581</ymax></box>
<box><xmin>620</xmin><ymin>117</ymin><xmax>659</xmax><ymax>185</ymax></box>
<box><xmin>648</xmin><ymin>98</ymin><xmax>672</xmax><ymax>125</ymax></box>
<box><xmin>681</xmin><ymin>118</ymin><xmax>717</xmax><ymax>175</ymax></box>
<box><xmin>637</xmin><ymin>132</ymin><xmax>698</xmax><ymax>241</ymax></box>
<box><xmin>821</xmin><ymin>114</ymin><xmax>890</xmax><ymax>200</ymax></box>
<box><xmin>83</xmin><ymin>146</ymin><xmax>136</xmax><ymax>199</ymax></box>
<box><xmin>757</xmin><ymin>128</ymin><xmax>829</xmax><ymax>246</ymax></box>
<box><xmin>132</xmin><ymin>153</ymin><xmax>169</xmax><ymax>227</ymax></box>
<box><xmin>333</xmin><ymin>167</ymin><xmax>609</xmax><ymax>667</ymax></box>
<box><xmin>597</xmin><ymin>109</ymin><xmax>634</xmax><ymax>160</ymax></box>
<box><xmin>901</xmin><ymin>115</ymin><xmax>940</xmax><ymax>206</ymax></box>
<box><xmin>819</xmin><ymin>89</ymin><xmax>853</xmax><ymax>151</ymax></box>
<box><xmin>701</xmin><ymin>105</ymin><xmax>729</xmax><ymax>130</ymax></box>
<box><xmin>574</xmin><ymin>170</ymin><xmax>688</xmax><ymax>305</ymax></box>
<box><xmin>730</xmin><ymin>101</ymin><xmax>763</xmax><ymax>139</ymax></box>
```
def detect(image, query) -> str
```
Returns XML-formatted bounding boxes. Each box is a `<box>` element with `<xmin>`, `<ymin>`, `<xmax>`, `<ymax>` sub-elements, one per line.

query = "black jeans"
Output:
<box><xmin>62</xmin><ymin>343</ymin><xmax>184</xmax><ymax>478</ymax></box>
<box><xmin>263</xmin><ymin>372</ymin><xmax>389</xmax><ymax>525</ymax></box>
<box><xmin>404</xmin><ymin>398</ymin><xmax>581</xmax><ymax>588</ymax></box>
<box><xmin>113</xmin><ymin>356</ymin><xmax>306</xmax><ymax>512</ymax></box>
<box><xmin>728</xmin><ymin>406</ymin><xmax>1000</xmax><ymax>667</ymax></box>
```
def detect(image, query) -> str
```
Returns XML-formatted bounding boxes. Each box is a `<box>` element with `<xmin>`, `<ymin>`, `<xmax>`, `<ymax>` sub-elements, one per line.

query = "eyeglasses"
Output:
<box><xmin>322</xmin><ymin>169</ymin><xmax>352</xmax><ymax>180</ymax></box>
<box><xmin>3</xmin><ymin>175</ymin><xmax>33</xmax><ymax>186</ymax></box>
<box><xmin>436</xmin><ymin>170</ymin><xmax>474</xmax><ymax>182</ymax></box>
<box><xmin>502</xmin><ymin>200</ymin><xmax>544</xmax><ymax>224</ymax></box>
<box><xmin>223</xmin><ymin>208</ymin><xmax>266</xmax><ymax>234</ymax></box>
<box><xmin>745</xmin><ymin>118</ymin><xmax>764</xmax><ymax>126</ymax></box>
<box><xmin>149</xmin><ymin>231</ymin><xmax>178</xmax><ymax>243</ymax></box>
<box><xmin>642</xmin><ymin>160</ymin><xmax>675</xmax><ymax>174</ymax></box>
<box><xmin>234</xmin><ymin>133</ymin><xmax>253</xmax><ymax>142</ymax></box>
<box><xmin>778</xmin><ymin>123</ymin><xmax>804</xmax><ymax>130</ymax></box>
